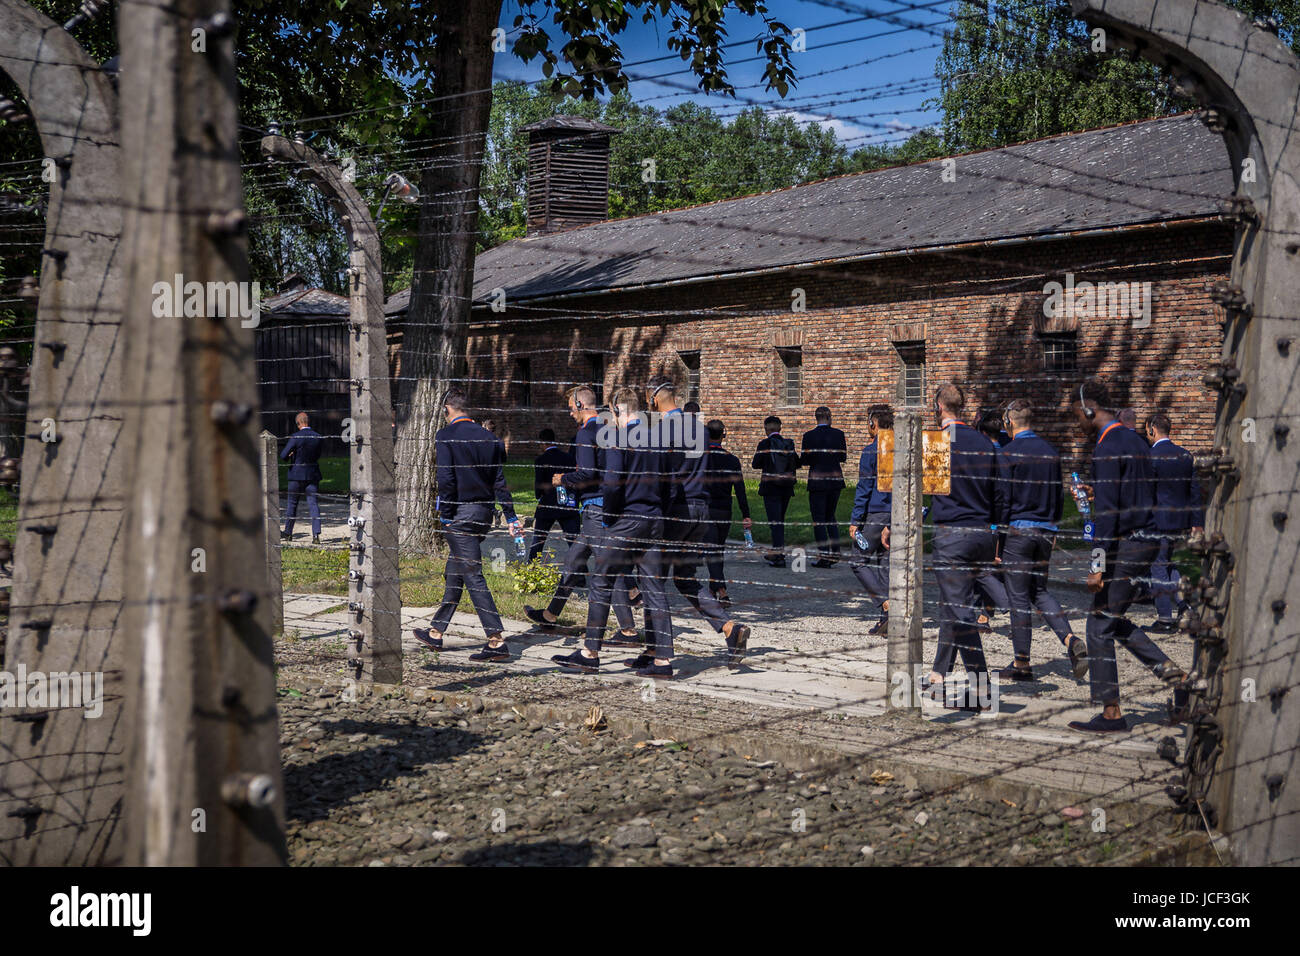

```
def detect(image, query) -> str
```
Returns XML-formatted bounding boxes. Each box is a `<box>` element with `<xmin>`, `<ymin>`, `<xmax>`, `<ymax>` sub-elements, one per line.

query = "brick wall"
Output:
<box><xmin>421</xmin><ymin>219</ymin><xmax>1232</xmax><ymax>478</ymax></box>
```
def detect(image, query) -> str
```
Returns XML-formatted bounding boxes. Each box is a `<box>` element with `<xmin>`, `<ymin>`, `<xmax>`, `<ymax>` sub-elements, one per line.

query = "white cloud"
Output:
<box><xmin>766</xmin><ymin>108</ymin><xmax>876</xmax><ymax>143</ymax></box>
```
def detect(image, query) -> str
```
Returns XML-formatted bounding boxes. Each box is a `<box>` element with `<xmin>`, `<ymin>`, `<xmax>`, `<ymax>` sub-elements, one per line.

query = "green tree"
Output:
<box><xmin>933</xmin><ymin>0</ymin><xmax>1300</xmax><ymax>153</ymax></box>
<box><xmin>933</xmin><ymin>0</ymin><xmax>1181</xmax><ymax>152</ymax></box>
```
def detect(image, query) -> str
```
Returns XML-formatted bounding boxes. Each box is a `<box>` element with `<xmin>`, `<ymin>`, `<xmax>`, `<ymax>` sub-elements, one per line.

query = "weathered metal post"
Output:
<box><xmin>260</xmin><ymin>431</ymin><xmax>284</xmax><ymax>639</ymax></box>
<box><xmin>117</xmin><ymin>0</ymin><xmax>286</xmax><ymax>864</ymax></box>
<box><xmin>887</xmin><ymin>410</ymin><xmax>924</xmax><ymax>711</ymax></box>
<box><xmin>0</xmin><ymin>0</ymin><xmax>127</xmax><ymax>866</ymax></box>
<box><xmin>1071</xmin><ymin>0</ymin><xmax>1300</xmax><ymax>865</ymax></box>
<box><xmin>259</xmin><ymin>134</ymin><xmax>402</xmax><ymax>685</ymax></box>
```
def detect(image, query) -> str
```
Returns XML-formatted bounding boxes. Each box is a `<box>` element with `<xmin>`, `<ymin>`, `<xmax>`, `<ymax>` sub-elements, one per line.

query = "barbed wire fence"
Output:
<box><xmin>0</xmin><ymin>0</ymin><xmax>1295</xmax><ymax>867</ymax></box>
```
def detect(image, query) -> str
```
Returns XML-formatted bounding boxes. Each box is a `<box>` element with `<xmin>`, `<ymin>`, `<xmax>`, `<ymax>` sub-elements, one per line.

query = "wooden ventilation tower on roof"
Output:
<box><xmin>522</xmin><ymin>115</ymin><xmax>620</xmax><ymax>235</ymax></box>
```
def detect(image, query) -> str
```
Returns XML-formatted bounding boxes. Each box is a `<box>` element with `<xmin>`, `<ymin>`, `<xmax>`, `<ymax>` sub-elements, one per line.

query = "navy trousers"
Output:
<box><xmin>284</xmin><ymin>480</ymin><xmax>321</xmax><ymax>537</ymax></box>
<box><xmin>1000</xmin><ymin>528</ymin><xmax>1073</xmax><ymax>660</ymax></box>
<box><xmin>1088</xmin><ymin>537</ymin><xmax>1173</xmax><ymax>705</ymax></box>
<box><xmin>1150</xmin><ymin>534</ymin><xmax>1182</xmax><ymax>621</ymax></box>
<box><xmin>808</xmin><ymin>486</ymin><xmax>843</xmax><ymax>557</ymax></box>
<box><xmin>930</xmin><ymin>525</ymin><xmax>997</xmax><ymax>679</ymax></box>
<box><xmin>431</xmin><ymin>504</ymin><xmax>503</xmax><ymax>637</ymax></box>
<box><xmin>761</xmin><ymin>491</ymin><xmax>792</xmax><ymax>552</ymax></box>
<box><xmin>545</xmin><ymin>504</ymin><xmax>633</xmax><ymax>631</ymax></box>
<box><xmin>851</xmin><ymin>512</ymin><xmax>890</xmax><ymax>609</ymax></box>
<box><xmin>704</xmin><ymin>507</ymin><xmax>732</xmax><ymax>594</ymax></box>
<box><xmin>664</xmin><ymin>500</ymin><xmax>731</xmax><ymax>634</ymax></box>
<box><xmin>586</xmin><ymin>515</ymin><xmax>671</xmax><ymax>657</ymax></box>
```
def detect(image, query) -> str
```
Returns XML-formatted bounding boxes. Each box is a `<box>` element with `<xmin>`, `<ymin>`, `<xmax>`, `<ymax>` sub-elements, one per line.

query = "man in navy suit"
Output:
<box><xmin>524</xmin><ymin>387</ymin><xmax>639</xmax><ymax>645</ymax></box>
<box><xmin>800</xmin><ymin>406</ymin><xmax>848</xmax><ymax>567</ymax></box>
<box><xmin>702</xmin><ymin>419</ymin><xmax>752</xmax><ymax>607</ymax></box>
<box><xmin>752</xmin><ymin>416</ymin><xmax>799</xmax><ymax>566</ymax></box>
<box><xmin>552</xmin><ymin>387</ymin><xmax>676</xmax><ymax>678</ymax></box>
<box><xmin>527</xmin><ymin>427</ymin><xmax>578</xmax><ymax>562</ymax></box>
<box><xmin>281</xmin><ymin>411</ymin><xmax>323</xmax><ymax>544</ymax></box>
<box><xmin>412</xmin><ymin>388</ymin><xmax>523</xmax><ymax>663</ymax></box>
<box><xmin>995</xmin><ymin>399</ymin><xmax>1086</xmax><ymax>681</ymax></box>
<box><xmin>648</xmin><ymin>375</ymin><xmax>752</xmax><ymax>667</ymax></box>
<box><xmin>848</xmin><ymin>404</ymin><xmax>892</xmax><ymax>634</ymax></box>
<box><xmin>1068</xmin><ymin>378</ymin><xmax>1185</xmax><ymax>732</ymax></box>
<box><xmin>922</xmin><ymin>383</ymin><xmax>1004</xmax><ymax>711</ymax></box>
<box><xmin>1145</xmin><ymin>412</ymin><xmax>1204</xmax><ymax>633</ymax></box>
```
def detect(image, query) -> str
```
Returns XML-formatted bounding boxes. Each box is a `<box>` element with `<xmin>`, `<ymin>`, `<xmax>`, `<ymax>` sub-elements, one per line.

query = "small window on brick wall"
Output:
<box><xmin>587</xmin><ymin>352</ymin><xmax>605</xmax><ymax>404</ymax></box>
<box><xmin>777</xmin><ymin>346</ymin><xmax>802</xmax><ymax>406</ymax></box>
<box><xmin>1041</xmin><ymin>332</ymin><xmax>1078</xmax><ymax>374</ymax></box>
<box><xmin>516</xmin><ymin>357</ymin><xmax>531</xmax><ymax>407</ymax></box>
<box><xmin>895</xmin><ymin>342</ymin><xmax>926</xmax><ymax>408</ymax></box>
<box><xmin>678</xmin><ymin>350</ymin><xmax>701</xmax><ymax>403</ymax></box>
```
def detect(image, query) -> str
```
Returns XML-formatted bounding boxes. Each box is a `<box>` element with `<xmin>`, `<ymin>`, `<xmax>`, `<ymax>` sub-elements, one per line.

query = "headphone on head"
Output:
<box><xmin>1079</xmin><ymin>382</ymin><xmax>1095</xmax><ymax>420</ymax></box>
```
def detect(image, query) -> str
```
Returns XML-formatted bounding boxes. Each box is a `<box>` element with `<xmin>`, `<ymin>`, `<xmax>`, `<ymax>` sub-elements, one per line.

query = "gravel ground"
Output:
<box><xmin>279</xmin><ymin>685</ymin><xmax>1186</xmax><ymax>866</ymax></box>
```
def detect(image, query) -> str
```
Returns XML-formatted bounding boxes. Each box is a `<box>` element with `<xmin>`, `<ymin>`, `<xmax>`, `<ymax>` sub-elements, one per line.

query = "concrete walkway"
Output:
<box><xmin>282</xmin><ymin>529</ymin><xmax>1194</xmax><ymax>807</ymax></box>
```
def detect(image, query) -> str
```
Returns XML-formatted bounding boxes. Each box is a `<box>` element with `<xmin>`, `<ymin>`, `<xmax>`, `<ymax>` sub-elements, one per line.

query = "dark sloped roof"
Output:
<box><xmin>383</xmin><ymin>113</ymin><xmax>1231</xmax><ymax>315</ymax></box>
<box><xmin>520</xmin><ymin>115</ymin><xmax>621</xmax><ymax>133</ymax></box>
<box><xmin>262</xmin><ymin>286</ymin><xmax>350</xmax><ymax>317</ymax></box>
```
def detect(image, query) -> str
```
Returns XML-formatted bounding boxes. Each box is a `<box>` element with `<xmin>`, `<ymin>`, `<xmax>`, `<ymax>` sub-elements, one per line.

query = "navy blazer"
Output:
<box><xmin>1149</xmin><ymin>438</ymin><xmax>1205</xmax><ymax>532</ymax></box>
<box><xmin>930</xmin><ymin>421</ymin><xmax>1002</xmax><ymax>528</ymax></box>
<box><xmin>996</xmin><ymin>430</ymin><xmax>1064</xmax><ymax>527</ymax></box>
<box><xmin>601</xmin><ymin>425</ymin><xmax>669</xmax><ymax>522</ymax></box>
<box><xmin>751</xmin><ymin>433</ymin><xmax>799</xmax><ymax>496</ymax></box>
<box><xmin>850</xmin><ymin>438</ymin><xmax>892</xmax><ymax>524</ymax></box>
<box><xmin>434</xmin><ymin>417</ymin><xmax>517</xmax><ymax>523</ymax></box>
<box><xmin>1090</xmin><ymin>421</ymin><xmax>1157</xmax><ymax>550</ymax></box>
<box><xmin>800</xmin><ymin>424</ymin><xmax>848</xmax><ymax>489</ymax></box>
<box><xmin>704</xmin><ymin>444</ymin><xmax>751</xmax><ymax>518</ymax></box>
<box><xmin>559</xmin><ymin>417</ymin><xmax>606</xmax><ymax>504</ymax></box>
<box><xmin>281</xmin><ymin>426</ymin><xmax>324</xmax><ymax>483</ymax></box>
<box><xmin>533</xmin><ymin>445</ymin><xmax>576</xmax><ymax>508</ymax></box>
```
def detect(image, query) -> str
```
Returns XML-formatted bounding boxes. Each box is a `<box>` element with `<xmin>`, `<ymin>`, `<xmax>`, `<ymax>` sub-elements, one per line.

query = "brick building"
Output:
<box><xmin>385</xmin><ymin>112</ymin><xmax>1233</xmax><ymax>474</ymax></box>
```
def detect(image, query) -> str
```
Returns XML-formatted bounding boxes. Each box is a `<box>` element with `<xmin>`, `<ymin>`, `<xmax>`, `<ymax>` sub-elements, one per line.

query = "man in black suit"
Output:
<box><xmin>702</xmin><ymin>419</ymin><xmax>752</xmax><ymax>607</ymax></box>
<box><xmin>1068</xmin><ymin>378</ymin><xmax>1185</xmax><ymax>732</ymax></box>
<box><xmin>801</xmin><ymin>406</ymin><xmax>848</xmax><ymax>567</ymax></box>
<box><xmin>921</xmin><ymin>382</ymin><xmax>1004</xmax><ymax>711</ymax></box>
<box><xmin>412</xmin><ymin>389</ymin><xmax>523</xmax><ymax>663</ymax></box>
<box><xmin>647</xmin><ymin>375</ymin><xmax>752</xmax><ymax>667</ymax></box>
<box><xmin>848</xmin><ymin>404</ymin><xmax>892</xmax><ymax>634</ymax></box>
<box><xmin>1144</xmin><ymin>412</ymin><xmax>1204</xmax><ymax>633</ymax></box>
<box><xmin>752</xmin><ymin>415</ymin><xmax>799</xmax><ymax>567</ymax></box>
<box><xmin>552</xmin><ymin>387</ymin><xmax>675</xmax><ymax>678</ymax></box>
<box><xmin>527</xmin><ymin>427</ymin><xmax>578</xmax><ymax>562</ymax></box>
<box><xmin>995</xmin><ymin>399</ymin><xmax>1086</xmax><ymax>681</ymax></box>
<box><xmin>281</xmin><ymin>411</ymin><xmax>324</xmax><ymax>544</ymax></box>
<box><xmin>523</xmin><ymin>387</ymin><xmax>639</xmax><ymax>645</ymax></box>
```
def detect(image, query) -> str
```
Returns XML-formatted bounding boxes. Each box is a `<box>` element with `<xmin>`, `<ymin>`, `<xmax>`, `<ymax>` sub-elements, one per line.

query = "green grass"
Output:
<box><xmin>0</xmin><ymin>487</ymin><xmax>16</xmax><ymax>539</ymax></box>
<box><xmin>279</xmin><ymin>545</ymin><xmax>586</xmax><ymax>627</ymax></box>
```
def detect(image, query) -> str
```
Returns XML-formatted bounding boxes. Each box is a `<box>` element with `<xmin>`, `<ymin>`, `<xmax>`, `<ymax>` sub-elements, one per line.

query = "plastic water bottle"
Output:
<box><xmin>854</xmin><ymin>530</ymin><xmax>868</xmax><ymax>550</ymax></box>
<box><xmin>513</xmin><ymin>530</ymin><xmax>526</xmax><ymax>558</ymax></box>
<box><xmin>556</xmin><ymin>484</ymin><xmax>570</xmax><ymax>507</ymax></box>
<box><xmin>743</xmin><ymin>529</ymin><xmax>754</xmax><ymax>549</ymax></box>
<box><xmin>1071</xmin><ymin>472</ymin><xmax>1094</xmax><ymax>542</ymax></box>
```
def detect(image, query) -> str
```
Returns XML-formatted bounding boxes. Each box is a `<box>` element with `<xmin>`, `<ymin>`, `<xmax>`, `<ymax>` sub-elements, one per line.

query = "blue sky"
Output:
<box><xmin>492</xmin><ymin>0</ymin><xmax>956</xmax><ymax>148</ymax></box>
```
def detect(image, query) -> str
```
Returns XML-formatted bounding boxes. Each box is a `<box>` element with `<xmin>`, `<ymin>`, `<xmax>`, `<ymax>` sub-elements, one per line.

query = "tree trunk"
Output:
<box><xmin>394</xmin><ymin>0</ymin><xmax>502</xmax><ymax>552</ymax></box>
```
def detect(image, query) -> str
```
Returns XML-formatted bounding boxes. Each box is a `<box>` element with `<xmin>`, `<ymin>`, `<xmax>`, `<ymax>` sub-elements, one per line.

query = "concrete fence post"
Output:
<box><xmin>259</xmin><ymin>134</ymin><xmax>402</xmax><ymax>686</ymax></box>
<box><xmin>0</xmin><ymin>0</ymin><xmax>127</xmax><ymax>866</ymax></box>
<box><xmin>887</xmin><ymin>410</ymin><xmax>924</xmax><ymax>711</ymax></box>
